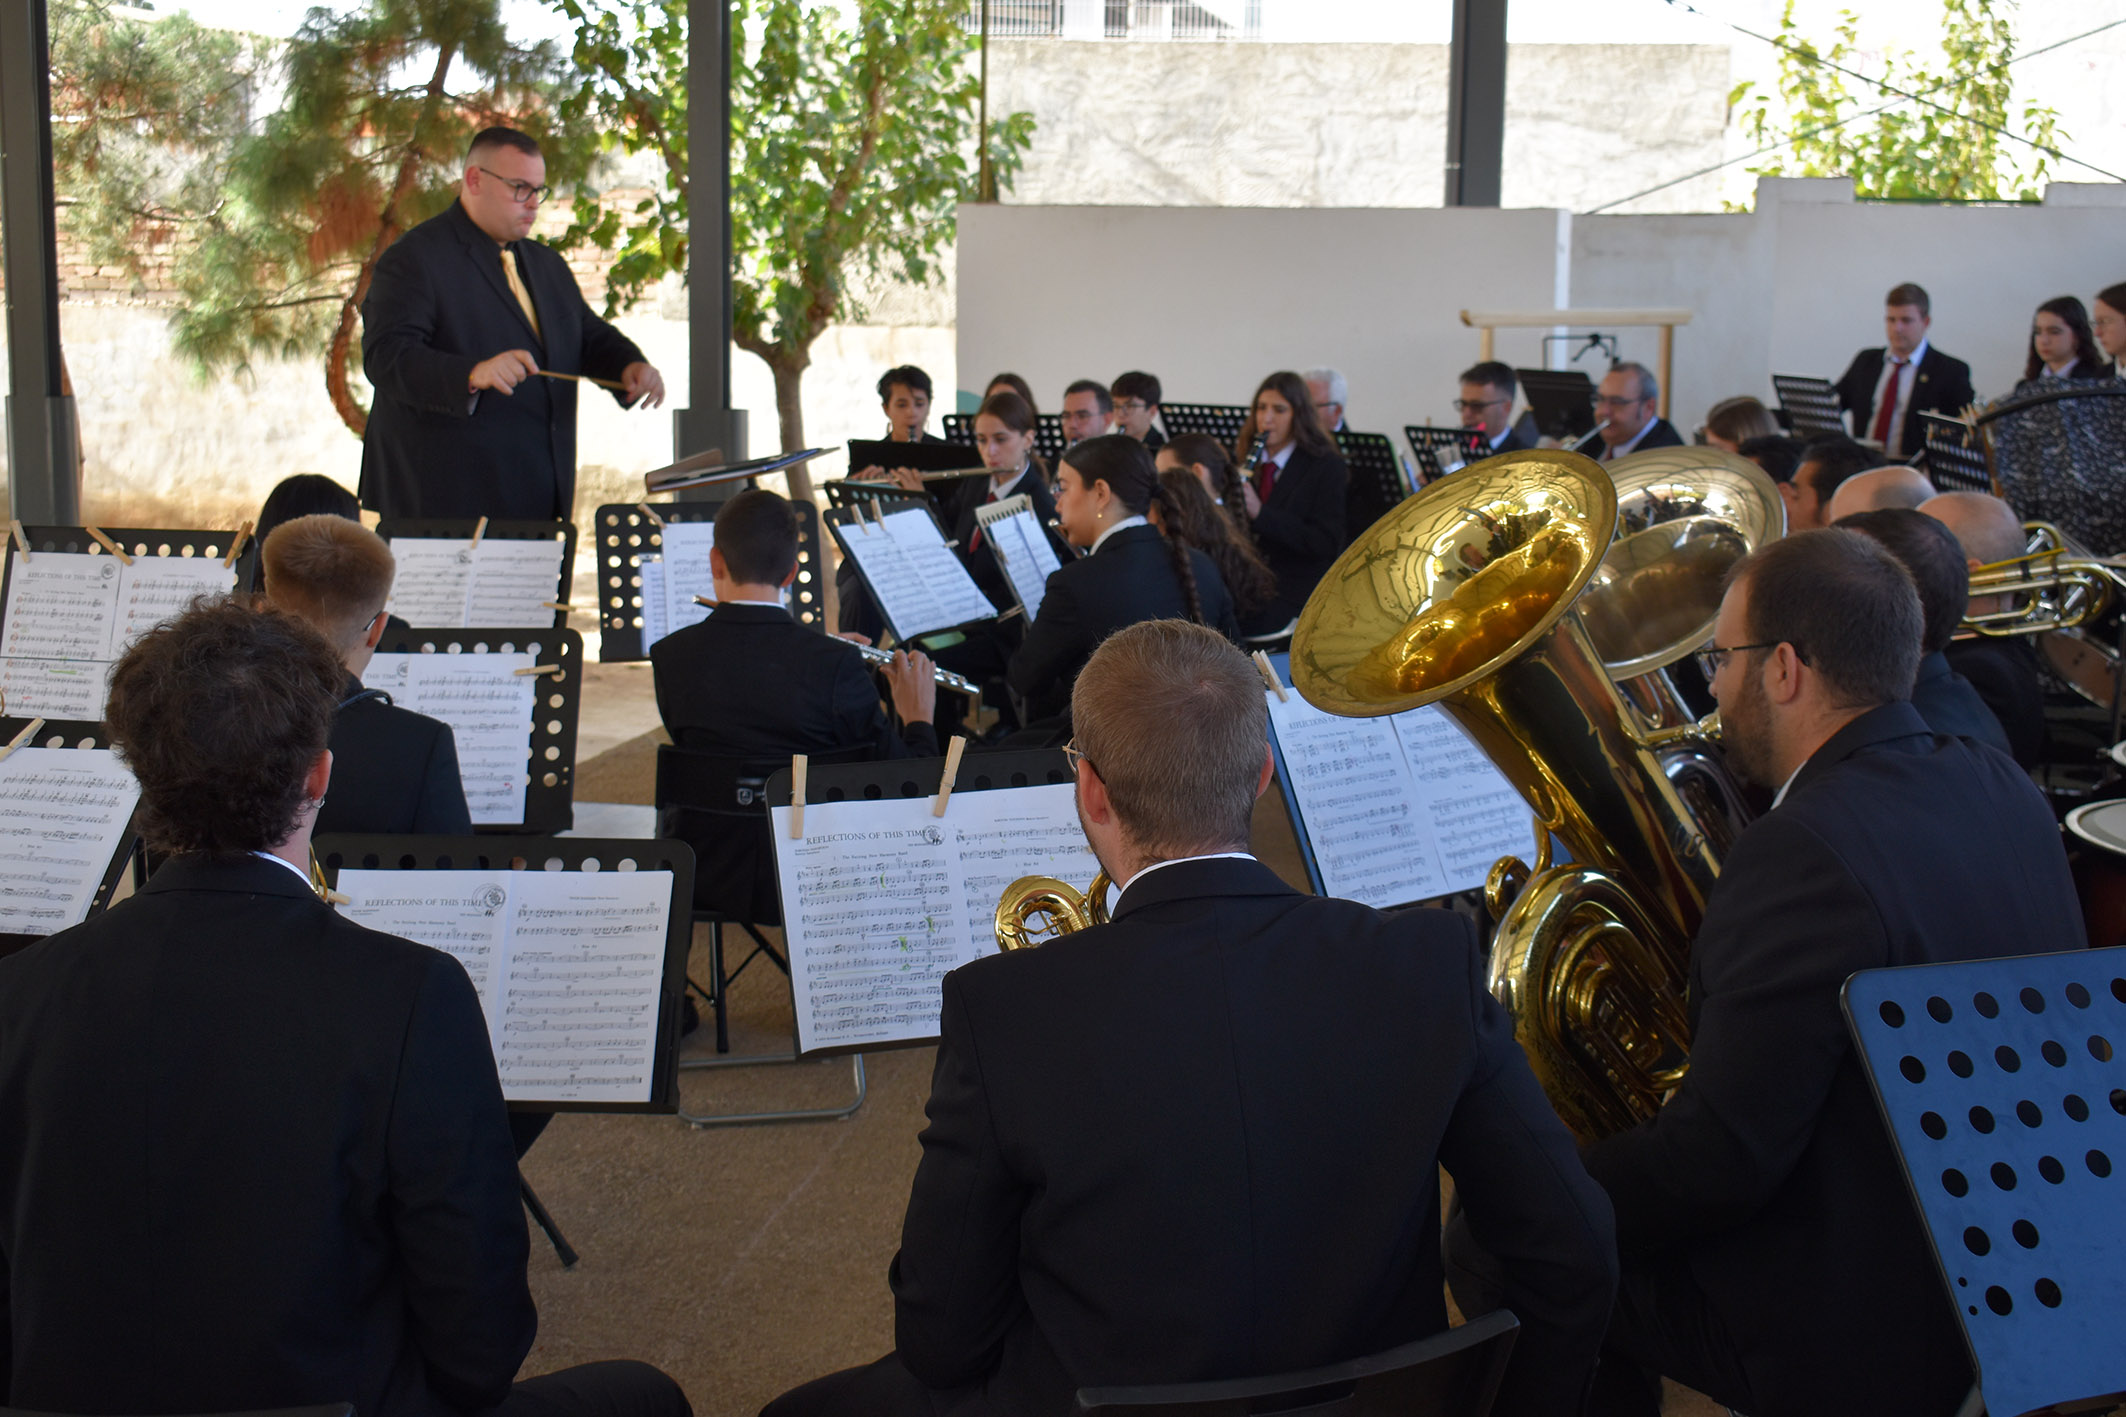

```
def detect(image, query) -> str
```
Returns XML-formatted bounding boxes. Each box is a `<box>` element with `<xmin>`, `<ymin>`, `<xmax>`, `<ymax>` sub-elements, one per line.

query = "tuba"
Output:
<box><xmin>1289</xmin><ymin>449</ymin><xmax>1776</xmax><ymax>1140</ymax></box>
<box><xmin>995</xmin><ymin>871</ymin><xmax>1113</xmax><ymax>951</ymax></box>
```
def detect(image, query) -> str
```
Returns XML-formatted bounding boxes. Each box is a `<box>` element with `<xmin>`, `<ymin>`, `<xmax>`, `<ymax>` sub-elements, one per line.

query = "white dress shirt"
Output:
<box><xmin>1115</xmin><ymin>851</ymin><xmax>1259</xmax><ymax>908</ymax></box>
<box><xmin>1090</xmin><ymin>514</ymin><xmax>1149</xmax><ymax>555</ymax></box>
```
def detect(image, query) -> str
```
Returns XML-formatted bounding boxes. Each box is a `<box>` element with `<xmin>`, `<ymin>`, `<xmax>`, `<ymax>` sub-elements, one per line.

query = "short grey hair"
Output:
<box><xmin>1612</xmin><ymin>360</ymin><xmax>1659</xmax><ymax>405</ymax></box>
<box><xmin>1302</xmin><ymin>367</ymin><xmax>1348</xmax><ymax>407</ymax></box>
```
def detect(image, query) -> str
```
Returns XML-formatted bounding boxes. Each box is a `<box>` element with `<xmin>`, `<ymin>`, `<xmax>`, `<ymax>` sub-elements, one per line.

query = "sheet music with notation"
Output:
<box><xmin>771</xmin><ymin>782</ymin><xmax>1099</xmax><ymax>1052</ymax></box>
<box><xmin>0</xmin><ymin>745</ymin><xmax>139</xmax><ymax>936</ymax></box>
<box><xmin>333</xmin><ymin>867</ymin><xmax>672</xmax><ymax>1104</ymax></box>
<box><xmin>836</xmin><ymin>507</ymin><xmax>995</xmax><ymax>641</ymax></box>
<box><xmin>973</xmin><ymin>494</ymin><xmax>1063</xmax><ymax>622</ymax></box>
<box><xmin>1</xmin><ymin>548</ymin><xmax>234</xmax><ymax>718</ymax></box>
<box><xmin>636</xmin><ymin>521</ymin><xmax>717</xmax><ymax>653</ymax></box>
<box><xmin>362</xmin><ymin>650</ymin><xmax>537</xmax><ymax>823</ymax></box>
<box><xmin>1263</xmin><ymin>656</ymin><xmax>1533</xmax><ymax>908</ymax></box>
<box><xmin>384</xmin><ymin>538</ymin><xmax>565</xmax><ymax>629</ymax></box>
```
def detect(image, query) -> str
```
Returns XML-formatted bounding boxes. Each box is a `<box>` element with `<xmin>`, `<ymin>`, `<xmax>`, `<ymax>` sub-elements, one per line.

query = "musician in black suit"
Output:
<box><xmin>1923</xmin><ymin>490</ymin><xmax>2047</xmax><ymax>767</ymax></box>
<box><xmin>1007</xmin><ymin>436</ymin><xmax>1239</xmax><ymax>727</ymax></box>
<box><xmin>359</xmin><ymin>127</ymin><xmax>661</xmax><ymax>522</ymax></box>
<box><xmin>1834</xmin><ymin>282</ymin><xmax>1976</xmax><ymax>459</ymax></box>
<box><xmin>1567</xmin><ymin>530</ymin><xmax>2083</xmax><ymax>1417</ymax></box>
<box><xmin>0</xmin><ymin>599</ymin><xmax>688</xmax><ymax>1417</ymax></box>
<box><xmin>1233</xmin><ymin>371</ymin><xmax>1349</xmax><ymax>625</ymax></box>
<box><xmin>1458</xmin><ymin>360</ymin><xmax>1532</xmax><ymax>455</ymax></box>
<box><xmin>652</xmin><ymin>489</ymin><xmax>939</xmax><ymax>760</ymax></box>
<box><xmin>261</xmin><ymin>514</ymin><xmax>472</xmax><ymax>836</ymax></box>
<box><xmin>1572</xmin><ymin>361</ymin><xmax>1685</xmax><ymax>462</ymax></box>
<box><xmin>1110</xmin><ymin>370</ymin><xmax>1167</xmax><ymax>450</ymax></box>
<box><xmin>765</xmin><ymin>620</ymin><xmax>1617</xmax><ymax>1417</ymax></box>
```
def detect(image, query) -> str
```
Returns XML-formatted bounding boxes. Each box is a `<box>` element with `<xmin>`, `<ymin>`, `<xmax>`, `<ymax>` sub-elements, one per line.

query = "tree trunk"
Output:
<box><xmin>766</xmin><ymin>349</ymin><xmax>813</xmax><ymax>504</ymax></box>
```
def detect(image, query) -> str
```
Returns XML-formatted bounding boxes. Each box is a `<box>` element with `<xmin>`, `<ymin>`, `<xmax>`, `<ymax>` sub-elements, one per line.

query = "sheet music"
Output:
<box><xmin>637</xmin><ymin>521</ymin><xmax>717</xmax><ymax>653</ymax></box>
<box><xmin>1</xmin><ymin>547</ymin><xmax>236</xmax><ymax>718</ymax></box>
<box><xmin>836</xmin><ymin>507</ymin><xmax>995</xmax><ymax>640</ymax></box>
<box><xmin>362</xmin><ymin>651</ymin><xmax>537</xmax><ymax>823</ymax></box>
<box><xmin>771</xmin><ymin>782</ymin><xmax>1100</xmax><ymax>1052</ymax></box>
<box><xmin>973</xmin><ymin>496</ymin><xmax>1062</xmax><ymax>622</ymax></box>
<box><xmin>0</xmin><ymin>746</ymin><xmax>139</xmax><ymax>936</ymax></box>
<box><xmin>384</xmin><ymin>537</ymin><xmax>566</xmax><ymax>628</ymax></box>
<box><xmin>1264</xmin><ymin>660</ymin><xmax>1533</xmax><ymax>908</ymax></box>
<box><xmin>334</xmin><ymin>867</ymin><xmax>673</xmax><ymax>1104</ymax></box>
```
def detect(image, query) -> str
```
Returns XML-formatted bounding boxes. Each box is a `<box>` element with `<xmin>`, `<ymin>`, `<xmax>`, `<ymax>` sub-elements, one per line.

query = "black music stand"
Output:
<box><xmin>821</xmin><ymin>478</ymin><xmax>938</xmax><ymax>520</ymax></box>
<box><xmin>1336</xmin><ymin>430</ymin><xmax>1409</xmax><ymax>533</ymax></box>
<box><xmin>1917</xmin><ymin>412</ymin><xmax>1995</xmax><ymax>495</ymax></box>
<box><xmin>943</xmin><ymin>413</ymin><xmax>1067</xmax><ymax>467</ymax></box>
<box><xmin>1772</xmin><ymin>374</ymin><xmax>1849</xmax><ymax>441</ymax></box>
<box><xmin>1160</xmin><ymin>402</ymin><xmax>1249</xmax><ymax>446</ymax></box>
<box><xmin>0</xmin><ymin>718</ymin><xmax>140</xmax><ymax>960</ymax></box>
<box><xmin>1516</xmin><ymin>370</ymin><xmax>1597</xmax><ymax>441</ymax></box>
<box><xmin>593</xmin><ymin>500</ymin><xmax>828</xmax><ymax>661</ymax></box>
<box><xmin>369</xmin><ymin>628</ymin><xmax>583</xmax><ymax>834</ymax></box>
<box><xmin>374</xmin><ymin>518</ymin><xmax>577</xmax><ymax>630</ymax></box>
<box><xmin>1843</xmin><ymin>947</ymin><xmax>2126</xmax><ymax>1417</ymax></box>
<box><xmin>1403</xmin><ymin>425</ymin><xmax>1487</xmax><ymax>485</ymax></box>
<box><xmin>845</xmin><ymin>439</ymin><xmax>986</xmax><ymax>476</ymax></box>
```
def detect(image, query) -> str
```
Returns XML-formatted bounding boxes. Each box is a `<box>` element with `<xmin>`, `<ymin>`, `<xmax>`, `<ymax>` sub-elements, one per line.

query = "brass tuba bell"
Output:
<box><xmin>1290</xmin><ymin>448</ymin><xmax>1778</xmax><ymax>1140</ymax></box>
<box><xmin>995</xmin><ymin>871</ymin><xmax>1113</xmax><ymax>951</ymax></box>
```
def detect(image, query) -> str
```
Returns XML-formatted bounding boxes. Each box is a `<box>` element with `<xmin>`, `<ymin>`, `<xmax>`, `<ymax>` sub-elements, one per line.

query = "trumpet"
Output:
<box><xmin>851</xmin><ymin>641</ymin><xmax>983</xmax><ymax>699</ymax></box>
<box><xmin>994</xmin><ymin>871</ymin><xmax>1113</xmax><ymax>950</ymax></box>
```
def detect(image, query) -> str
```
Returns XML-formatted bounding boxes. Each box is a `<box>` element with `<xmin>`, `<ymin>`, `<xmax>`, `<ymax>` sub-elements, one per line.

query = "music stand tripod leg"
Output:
<box><xmin>520</xmin><ymin>1175</ymin><xmax>579</xmax><ymax>1269</ymax></box>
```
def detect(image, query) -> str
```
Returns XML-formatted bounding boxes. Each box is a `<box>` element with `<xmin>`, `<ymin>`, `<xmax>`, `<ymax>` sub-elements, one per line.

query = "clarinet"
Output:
<box><xmin>1241</xmin><ymin>430</ymin><xmax>1271</xmax><ymax>488</ymax></box>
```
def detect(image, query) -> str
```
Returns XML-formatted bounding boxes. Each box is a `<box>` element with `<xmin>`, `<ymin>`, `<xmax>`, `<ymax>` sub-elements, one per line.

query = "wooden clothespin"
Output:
<box><xmin>637</xmin><ymin>501</ymin><xmax>665</xmax><ymax>527</ymax></box>
<box><xmin>863</xmin><ymin>499</ymin><xmax>884</xmax><ymax>530</ymax></box>
<box><xmin>10</xmin><ymin>520</ymin><xmax>31</xmax><ymax>562</ymax></box>
<box><xmin>996</xmin><ymin>605</ymin><xmax>1024</xmax><ymax>623</ymax></box>
<box><xmin>933</xmin><ymin>735</ymin><xmax>969</xmax><ymax>818</ymax></box>
<box><xmin>513</xmin><ymin>663</ymin><xmax>563</xmax><ymax>677</ymax></box>
<box><xmin>789</xmin><ymin>754</ymin><xmax>808</xmax><ymax>839</ymax></box>
<box><xmin>223</xmin><ymin>519</ymin><xmax>253</xmax><ymax>569</ymax></box>
<box><xmin>1252</xmin><ymin>650</ymin><xmax>1288</xmax><ymax>702</ymax></box>
<box><xmin>541</xmin><ymin>601</ymin><xmax>578</xmax><ymax>612</ymax></box>
<box><xmin>0</xmin><ymin>718</ymin><xmax>47</xmax><ymax>766</ymax></box>
<box><xmin>85</xmin><ymin>527</ymin><xmax>134</xmax><ymax>565</ymax></box>
<box><xmin>470</xmin><ymin>515</ymin><xmax>489</xmax><ymax>549</ymax></box>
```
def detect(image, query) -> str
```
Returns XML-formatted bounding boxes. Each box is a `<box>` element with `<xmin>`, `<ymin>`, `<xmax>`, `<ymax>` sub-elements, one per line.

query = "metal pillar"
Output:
<box><xmin>673</xmin><ymin>0</ymin><xmax>748</xmax><ymax>472</ymax></box>
<box><xmin>1</xmin><ymin>0</ymin><xmax>82</xmax><ymax>523</ymax></box>
<box><xmin>1443</xmin><ymin>0</ymin><xmax>1507</xmax><ymax>208</ymax></box>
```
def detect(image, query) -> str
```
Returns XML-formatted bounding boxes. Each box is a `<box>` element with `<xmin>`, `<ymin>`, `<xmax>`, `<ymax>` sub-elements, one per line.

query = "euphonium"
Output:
<box><xmin>1962</xmin><ymin>521</ymin><xmax>2126</xmax><ymax>708</ymax></box>
<box><xmin>1290</xmin><ymin>450</ymin><xmax>1760</xmax><ymax>1140</ymax></box>
<box><xmin>994</xmin><ymin>871</ymin><xmax>1113</xmax><ymax>951</ymax></box>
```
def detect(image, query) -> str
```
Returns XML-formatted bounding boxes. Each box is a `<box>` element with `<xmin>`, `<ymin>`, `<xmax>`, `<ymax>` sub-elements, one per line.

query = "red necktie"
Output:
<box><xmin>1872</xmin><ymin>358</ymin><xmax>1907</xmax><ymax>444</ymax></box>
<box><xmin>968</xmin><ymin>488</ymin><xmax>997</xmax><ymax>553</ymax></box>
<box><xmin>1255</xmin><ymin>457</ymin><xmax>1278</xmax><ymax>500</ymax></box>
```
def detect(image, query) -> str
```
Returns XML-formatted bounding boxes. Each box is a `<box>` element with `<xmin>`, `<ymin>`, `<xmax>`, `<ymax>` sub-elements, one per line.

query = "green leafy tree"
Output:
<box><xmin>551</xmin><ymin>0</ymin><xmax>1036</xmax><ymax>499</ymax></box>
<box><xmin>1731</xmin><ymin>0</ymin><xmax>2067</xmax><ymax>202</ymax></box>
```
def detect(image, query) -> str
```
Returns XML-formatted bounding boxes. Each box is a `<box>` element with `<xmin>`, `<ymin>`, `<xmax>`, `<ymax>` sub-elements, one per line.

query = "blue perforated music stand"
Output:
<box><xmin>1843</xmin><ymin>947</ymin><xmax>2126</xmax><ymax>1417</ymax></box>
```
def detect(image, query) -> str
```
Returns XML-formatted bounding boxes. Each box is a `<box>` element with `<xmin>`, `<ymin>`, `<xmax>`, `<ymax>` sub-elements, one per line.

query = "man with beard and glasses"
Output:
<box><xmin>1560</xmin><ymin>529</ymin><xmax>2084</xmax><ymax>1417</ymax></box>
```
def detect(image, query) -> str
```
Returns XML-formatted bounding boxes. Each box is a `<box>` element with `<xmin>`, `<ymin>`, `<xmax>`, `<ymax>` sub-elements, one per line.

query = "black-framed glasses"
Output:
<box><xmin>476</xmin><ymin>165</ymin><xmax>551</xmax><ymax>206</ymax></box>
<box><xmin>1594</xmin><ymin>393</ymin><xmax>1650</xmax><ymax>410</ymax></box>
<box><xmin>1453</xmin><ymin>397</ymin><xmax>1508</xmax><ymax>413</ymax></box>
<box><xmin>1695</xmin><ymin>641</ymin><xmax>1802</xmax><ymax>680</ymax></box>
<box><xmin>1061</xmin><ymin>739</ymin><xmax>1097</xmax><ymax>776</ymax></box>
<box><xmin>1114</xmin><ymin>399</ymin><xmax>1151</xmax><ymax>414</ymax></box>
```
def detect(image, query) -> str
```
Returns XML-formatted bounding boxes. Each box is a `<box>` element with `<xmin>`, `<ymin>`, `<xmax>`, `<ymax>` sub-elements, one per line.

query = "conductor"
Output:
<box><xmin>359</xmin><ymin>126</ymin><xmax>666</xmax><ymax>522</ymax></box>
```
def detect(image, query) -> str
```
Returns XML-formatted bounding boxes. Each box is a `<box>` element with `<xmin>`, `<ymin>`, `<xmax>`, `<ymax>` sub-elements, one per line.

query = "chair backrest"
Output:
<box><xmin>1843</xmin><ymin>946</ymin><xmax>2126</xmax><ymax>1417</ymax></box>
<box><xmin>654</xmin><ymin>743</ymin><xmax>868</xmax><ymax>921</ymax></box>
<box><xmin>1074</xmin><ymin>1311</ymin><xmax>1518</xmax><ymax>1417</ymax></box>
<box><xmin>2</xmin><ymin>1406</ymin><xmax>353</xmax><ymax>1417</ymax></box>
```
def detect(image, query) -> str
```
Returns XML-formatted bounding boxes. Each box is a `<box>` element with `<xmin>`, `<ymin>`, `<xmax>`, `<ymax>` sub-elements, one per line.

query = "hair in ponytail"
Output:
<box><xmin>1157</xmin><ymin>468</ymin><xmax>1275</xmax><ymax>619</ymax></box>
<box><xmin>1166</xmin><ymin>432</ymin><xmax>1253</xmax><ymax>546</ymax></box>
<box><xmin>1062</xmin><ymin>434</ymin><xmax>1205</xmax><ymax>626</ymax></box>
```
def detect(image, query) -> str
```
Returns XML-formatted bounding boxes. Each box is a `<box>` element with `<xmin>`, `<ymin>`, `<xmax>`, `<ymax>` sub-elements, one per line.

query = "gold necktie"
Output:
<box><xmin>500</xmin><ymin>244</ymin><xmax>542</xmax><ymax>341</ymax></box>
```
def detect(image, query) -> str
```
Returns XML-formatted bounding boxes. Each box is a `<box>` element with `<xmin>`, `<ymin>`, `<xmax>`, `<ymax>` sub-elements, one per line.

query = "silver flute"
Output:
<box><xmin>853</xmin><ymin>641</ymin><xmax>982</xmax><ymax>699</ymax></box>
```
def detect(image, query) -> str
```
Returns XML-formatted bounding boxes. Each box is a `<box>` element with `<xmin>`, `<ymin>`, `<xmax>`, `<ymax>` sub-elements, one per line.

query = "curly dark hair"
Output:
<box><xmin>105</xmin><ymin>599</ymin><xmax>346</xmax><ymax>857</ymax></box>
<box><xmin>1157</xmin><ymin>468</ymin><xmax>1277</xmax><ymax>618</ymax></box>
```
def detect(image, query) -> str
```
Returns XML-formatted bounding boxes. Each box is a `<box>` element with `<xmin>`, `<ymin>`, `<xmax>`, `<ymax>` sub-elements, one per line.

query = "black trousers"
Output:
<box><xmin>760</xmin><ymin>1351</ymin><xmax>980</xmax><ymax>1417</ymax></box>
<box><xmin>1442</xmin><ymin>1203</ymin><xmax>1756</xmax><ymax>1417</ymax></box>
<box><xmin>483</xmin><ymin>1359</ymin><xmax>693</xmax><ymax>1417</ymax></box>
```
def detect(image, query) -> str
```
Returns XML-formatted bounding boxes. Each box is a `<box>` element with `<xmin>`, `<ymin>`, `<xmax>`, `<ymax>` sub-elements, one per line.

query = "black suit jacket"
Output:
<box><xmin>889</xmin><ymin>858</ymin><xmax>1617</xmax><ymax>1417</ymax></box>
<box><xmin>1944</xmin><ymin>637</ymin><xmax>2045</xmax><ymax>768</ymax></box>
<box><xmin>1005</xmin><ymin>525</ymin><xmax>1239</xmax><ymax>721</ymax></box>
<box><xmin>360</xmin><ymin>201</ymin><xmax>646</xmax><ymax>521</ymax></box>
<box><xmin>318</xmin><ymin>673</ymin><xmax>474</xmax><ymax>836</ymax></box>
<box><xmin>651</xmin><ymin>602</ymin><xmax>937</xmax><ymax>760</ymax></box>
<box><xmin>1582</xmin><ymin>702</ymin><xmax>2084</xmax><ymax>1417</ymax></box>
<box><xmin>1571</xmin><ymin>417</ymin><xmax>1685</xmax><ymax>461</ymax></box>
<box><xmin>1908</xmin><ymin>648</ymin><xmax>2011</xmax><ymax>758</ymax></box>
<box><xmin>1249</xmin><ymin>445</ymin><xmax>1349</xmax><ymax>624</ymax></box>
<box><xmin>1485</xmin><ymin>425</ymin><xmax>1533</xmax><ymax>456</ymax></box>
<box><xmin>1834</xmin><ymin>346</ymin><xmax>1976</xmax><ymax>458</ymax></box>
<box><xmin>0</xmin><ymin>854</ymin><xmax>533</xmax><ymax>1417</ymax></box>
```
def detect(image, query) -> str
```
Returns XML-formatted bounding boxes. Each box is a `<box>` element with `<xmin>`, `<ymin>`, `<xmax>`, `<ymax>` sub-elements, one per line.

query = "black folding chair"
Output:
<box><xmin>1075</xmin><ymin>1311</ymin><xmax>1519</xmax><ymax>1416</ymax></box>
<box><xmin>1843</xmin><ymin>946</ymin><xmax>2126</xmax><ymax>1417</ymax></box>
<box><xmin>653</xmin><ymin>742</ymin><xmax>870</xmax><ymax>1126</ymax></box>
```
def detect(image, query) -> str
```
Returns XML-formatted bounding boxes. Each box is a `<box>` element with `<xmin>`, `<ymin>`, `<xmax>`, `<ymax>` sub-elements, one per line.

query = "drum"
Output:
<box><xmin>2065</xmin><ymin>797</ymin><xmax>2126</xmax><ymax>949</ymax></box>
<box><xmin>2041</xmin><ymin>627</ymin><xmax>2122</xmax><ymax>709</ymax></box>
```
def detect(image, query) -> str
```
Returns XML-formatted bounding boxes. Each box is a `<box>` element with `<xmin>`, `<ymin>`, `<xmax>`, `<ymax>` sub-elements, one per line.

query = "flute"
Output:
<box><xmin>852</xmin><ymin>642</ymin><xmax>982</xmax><ymax>699</ymax></box>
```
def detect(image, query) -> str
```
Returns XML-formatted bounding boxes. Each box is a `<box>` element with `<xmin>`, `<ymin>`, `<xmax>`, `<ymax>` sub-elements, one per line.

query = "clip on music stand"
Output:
<box><xmin>1404</xmin><ymin>425</ymin><xmax>1488</xmax><ymax>485</ymax></box>
<box><xmin>371</xmin><ymin>628</ymin><xmax>583</xmax><ymax>834</ymax></box>
<box><xmin>1842</xmin><ymin>947</ymin><xmax>2126</xmax><ymax>1417</ymax></box>
<box><xmin>1772</xmin><ymin>374</ymin><xmax>1849</xmax><ymax>441</ymax></box>
<box><xmin>1516</xmin><ymin>370</ymin><xmax>1598</xmax><ymax>442</ymax></box>
<box><xmin>1917</xmin><ymin>412</ymin><xmax>1996</xmax><ymax>495</ymax></box>
<box><xmin>593</xmin><ymin>501</ymin><xmax>827</xmax><ymax>662</ymax></box>
<box><xmin>374</xmin><ymin>518</ymin><xmax>577</xmax><ymax>630</ymax></box>
<box><xmin>0</xmin><ymin>718</ymin><xmax>141</xmax><ymax>960</ymax></box>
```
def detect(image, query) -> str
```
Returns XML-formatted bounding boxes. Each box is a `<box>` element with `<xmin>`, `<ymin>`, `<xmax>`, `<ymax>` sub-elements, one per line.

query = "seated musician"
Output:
<box><xmin>2016</xmin><ymin>295</ymin><xmax>2111</xmax><ymax>390</ymax></box>
<box><xmin>1834</xmin><ymin>282</ymin><xmax>1975</xmax><ymax>459</ymax></box>
<box><xmin>1457</xmin><ymin>360</ymin><xmax>1530</xmax><ymax>455</ymax></box>
<box><xmin>1737</xmin><ymin>432</ymin><xmax>1803</xmax><ymax>487</ymax></box>
<box><xmin>0</xmin><ymin>599</ymin><xmax>690</xmax><ymax>1417</ymax></box>
<box><xmin>1779</xmin><ymin>433</ymin><xmax>1879</xmax><ymax>531</ymax></box>
<box><xmin>1837</xmin><ymin>508</ymin><xmax>2013</xmax><ymax>757</ymax></box>
<box><xmin>1110</xmin><ymin>370</ymin><xmax>1166</xmax><ymax>448</ymax></box>
<box><xmin>1922</xmin><ymin>490</ymin><xmax>2047</xmax><ymax>767</ymax></box>
<box><xmin>1058</xmin><ymin>378</ymin><xmax>1116</xmax><ymax>449</ymax></box>
<box><xmin>879</xmin><ymin>364</ymin><xmax>941</xmax><ymax>443</ymax></box>
<box><xmin>2095</xmin><ymin>283</ymin><xmax>2126</xmax><ymax>377</ymax></box>
<box><xmin>1451</xmin><ymin>529</ymin><xmax>2084</xmax><ymax>1417</ymax></box>
<box><xmin>261</xmin><ymin>514</ymin><xmax>472</xmax><ymax>835</ymax></box>
<box><xmin>1699</xmin><ymin>395</ymin><xmax>1778</xmax><ymax>454</ymax></box>
<box><xmin>763</xmin><ymin>619</ymin><xmax>1617</xmax><ymax>1417</ymax></box>
<box><xmin>654</xmin><ymin>489</ymin><xmax>939</xmax><ymax>760</ymax></box>
<box><xmin>1232</xmin><ymin>371</ymin><xmax>1349</xmax><ymax>626</ymax></box>
<box><xmin>1155</xmin><ymin>467</ymin><xmax>1285</xmax><ymax>639</ymax></box>
<box><xmin>1155</xmin><ymin>432</ymin><xmax>1248</xmax><ymax>525</ymax></box>
<box><xmin>1006</xmin><ymin>436</ymin><xmax>1239</xmax><ymax>728</ymax></box>
<box><xmin>1304</xmin><ymin>365</ymin><xmax>1349</xmax><ymax>433</ymax></box>
<box><xmin>1823</xmin><ymin>462</ymin><xmax>1937</xmax><ymax>521</ymax></box>
<box><xmin>1571</xmin><ymin>361</ymin><xmax>1684</xmax><ymax>462</ymax></box>
<box><xmin>984</xmin><ymin>371</ymin><xmax>1039</xmax><ymax>414</ymax></box>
